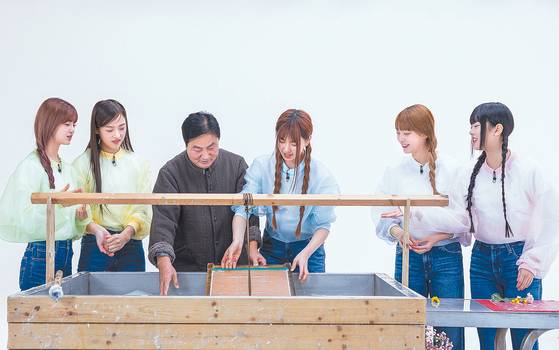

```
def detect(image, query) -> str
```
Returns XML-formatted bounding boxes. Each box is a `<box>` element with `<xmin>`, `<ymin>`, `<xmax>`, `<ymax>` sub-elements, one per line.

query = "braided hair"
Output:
<box><xmin>466</xmin><ymin>102</ymin><xmax>515</xmax><ymax>237</ymax></box>
<box><xmin>34</xmin><ymin>98</ymin><xmax>78</xmax><ymax>189</ymax></box>
<box><xmin>395</xmin><ymin>104</ymin><xmax>440</xmax><ymax>195</ymax></box>
<box><xmin>272</xmin><ymin>109</ymin><xmax>313</xmax><ymax>238</ymax></box>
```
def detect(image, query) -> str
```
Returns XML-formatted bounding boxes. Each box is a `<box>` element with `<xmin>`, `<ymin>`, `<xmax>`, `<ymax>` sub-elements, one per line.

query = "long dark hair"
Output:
<box><xmin>272</xmin><ymin>109</ymin><xmax>313</xmax><ymax>238</ymax></box>
<box><xmin>87</xmin><ymin>100</ymin><xmax>133</xmax><ymax>214</ymax></box>
<box><xmin>395</xmin><ymin>104</ymin><xmax>439</xmax><ymax>195</ymax></box>
<box><xmin>34</xmin><ymin>98</ymin><xmax>78</xmax><ymax>189</ymax></box>
<box><xmin>466</xmin><ymin>102</ymin><xmax>515</xmax><ymax>237</ymax></box>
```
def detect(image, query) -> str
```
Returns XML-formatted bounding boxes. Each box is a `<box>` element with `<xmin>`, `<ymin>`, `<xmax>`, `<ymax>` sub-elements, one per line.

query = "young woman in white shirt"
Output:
<box><xmin>466</xmin><ymin>102</ymin><xmax>559</xmax><ymax>350</ymax></box>
<box><xmin>373</xmin><ymin>104</ymin><xmax>466</xmax><ymax>350</ymax></box>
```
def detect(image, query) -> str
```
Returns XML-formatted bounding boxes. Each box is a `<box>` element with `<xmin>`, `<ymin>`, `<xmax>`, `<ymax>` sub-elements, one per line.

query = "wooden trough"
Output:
<box><xmin>7</xmin><ymin>193</ymin><xmax>448</xmax><ymax>349</ymax></box>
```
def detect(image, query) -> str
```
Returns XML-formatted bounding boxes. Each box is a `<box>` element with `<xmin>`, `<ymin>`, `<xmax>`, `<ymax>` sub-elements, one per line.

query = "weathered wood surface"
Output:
<box><xmin>8</xmin><ymin>296</ymin><xmax>425</xmax><ymax>325</ymax></box>
<box><xmin>8</xmin><ymin>323</ymin><xmax>424</xmax><ymax>349</ymax></box>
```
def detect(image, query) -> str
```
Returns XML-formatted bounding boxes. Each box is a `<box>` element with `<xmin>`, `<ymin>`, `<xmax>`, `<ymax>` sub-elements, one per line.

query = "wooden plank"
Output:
<box><xmin>250</xmin><ymin>269</ymin><xmax>291</xmax><ymax>297</ymax></box>
<box><xmin>402</xmin><ymin>199</ymin><xmax>411</xmax><ymax>287</ymax></box>
<box><xmin>45</xmin><ymin>196</ymin><xmax>55</xmax><ymax>283</ymax></box>
<box><xmin>8</xmin><ymin>323</ymin><xmax>424</xmax><ymax>349</ymax></box>
<box><xmin>31</xmin><ymin>193</ymin><xmax>448</xmax><ymax>207</ymax></box>
<box><xmin>209</xmin><ymin>269</ymin><xmax>249</xmax><ymax>296</ymax></box>
<box><xmin>209</xmin><ymin>268</ymin><xmax>292</xmax><ymax>297</ymax></box>
<box><xmin>8</xmin><ymin>296</ymin><xmax>425</xmax><ymax>325</ymax></box>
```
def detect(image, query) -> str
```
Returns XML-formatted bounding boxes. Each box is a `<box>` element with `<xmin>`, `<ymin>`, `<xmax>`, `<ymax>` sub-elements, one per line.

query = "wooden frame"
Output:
<box><xmin>33</xmin><ymin>193</ymin><xmax>448</xmax><ymax>286</ymax></box>
<box><xmin>31</xmin><ymin>192</ymin><xmax>448</xmax><ymax>207</ymax></box>
<box><xmin>10</xmin><ymin>192</ymin><xmax>447</xmax><ymax>349</ymax></box>
<box><xmin>8</xmin><ymin>292</ymin><xmax>425</xmax><ymax>349</ymax></box>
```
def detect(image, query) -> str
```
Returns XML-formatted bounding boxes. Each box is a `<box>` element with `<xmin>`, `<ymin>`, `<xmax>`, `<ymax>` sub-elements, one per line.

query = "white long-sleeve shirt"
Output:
<box><xmin>372</xmin><ymin>154</ymin><xmax>470</xmax><ymax>246</ymax></box>
<box><xmin>465</xmin><ymin>152</ymin><xmax>559</xmax><ymax>279</ymax></box>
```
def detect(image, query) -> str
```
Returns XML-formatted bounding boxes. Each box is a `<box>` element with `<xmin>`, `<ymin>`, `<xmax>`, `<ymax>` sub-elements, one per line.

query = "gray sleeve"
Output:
<box><xmin>148</xmin><ymin>167</ymin><xmax>181</xmax><ymax>267</ymax></box>
<box><xmin>237</xmin><ymin>157</ymin><xmax>262</xmax><ymax>247</ymax></box>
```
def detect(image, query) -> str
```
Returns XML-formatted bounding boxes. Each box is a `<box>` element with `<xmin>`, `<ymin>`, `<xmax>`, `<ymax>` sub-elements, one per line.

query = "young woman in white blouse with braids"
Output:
<box><xmin>465</xmin><ymin>102</ymin><xmax>559</xmax><ymax>350</ymax></box>
<box><xmin>372</xmin><ymin>104</ymin><xmax>468</xmax><ymax>350</ymax></box>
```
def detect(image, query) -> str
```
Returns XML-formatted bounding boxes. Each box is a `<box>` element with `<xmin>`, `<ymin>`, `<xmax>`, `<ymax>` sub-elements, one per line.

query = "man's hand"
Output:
<box><xmin>158</xmin><ymin>255</ymin><xmax>179</xmax><ymax>296</ymax></box>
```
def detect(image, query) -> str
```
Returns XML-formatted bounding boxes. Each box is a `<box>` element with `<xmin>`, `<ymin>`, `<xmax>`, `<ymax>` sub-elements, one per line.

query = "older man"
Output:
<box><xmin>148</xmin><ymin>111</ymin><xmax>259</xmax><ymax>295</ymax></box>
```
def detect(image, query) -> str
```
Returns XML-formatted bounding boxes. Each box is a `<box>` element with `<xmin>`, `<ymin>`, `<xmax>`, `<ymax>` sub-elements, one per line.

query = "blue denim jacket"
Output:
<box><xmin>233</xmin><ymin>153</ymin><xmax>339</xmax><ymax>243</ymax></box>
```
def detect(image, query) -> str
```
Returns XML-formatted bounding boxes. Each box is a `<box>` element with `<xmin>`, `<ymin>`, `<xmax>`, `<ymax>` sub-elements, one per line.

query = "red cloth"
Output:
<box><xmin>476</xmin><ymin>299</ymin><xmax>559</xmax><ymax>312</ymax></box>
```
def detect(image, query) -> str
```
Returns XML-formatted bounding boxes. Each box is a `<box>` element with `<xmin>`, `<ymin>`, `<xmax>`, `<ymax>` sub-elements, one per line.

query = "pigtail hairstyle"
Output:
<box><xmin>466</xmin><ymin>102</ymin><xmax>514</xmax><ymax>237</ymax></box>
<box><xmin>271</xmin><ymin>109</ymin><xmax>313</xmax><ymax>238</ymax></box>
<box><xmin>466</xmin><ymin>151</ymin><xmax>486</xmax><ymax>233</ymax></box>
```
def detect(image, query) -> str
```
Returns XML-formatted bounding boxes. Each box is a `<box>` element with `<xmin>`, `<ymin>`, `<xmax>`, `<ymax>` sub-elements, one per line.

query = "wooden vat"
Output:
<box><xmin>8</xmin><ymin>272</ymin><xmax>425</xmax><ymax>349</ymax></box>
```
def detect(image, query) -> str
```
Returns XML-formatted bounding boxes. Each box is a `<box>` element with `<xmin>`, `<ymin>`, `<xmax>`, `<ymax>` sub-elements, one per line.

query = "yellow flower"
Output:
<box><xmin>431</xmin><ymin>296</ymin><xmax>441</xmax><ymax>307</ymax></box>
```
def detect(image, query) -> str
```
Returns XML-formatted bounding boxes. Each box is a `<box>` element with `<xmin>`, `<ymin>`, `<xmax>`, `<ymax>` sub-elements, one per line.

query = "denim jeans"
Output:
<box><xmin>78</xmin><ymin>229</ymin><xmax>145</xmax><ymax>272</ymax></box>
<box><xmin>470</xmin><ymin>240</ymin><xmax>542</xmax><ymax>350</ymax></box>
<box><xmin>396</xmin><ymin>242</ymin><xmax>465</xmax><ymax>350</ymax></box>
<box><xmin>260</xmin><ymin>231</ymin><xmax>325</xmax><ymax>272</ymax></box>
<box><xmin>19</xmin><ymin>240</ymin><xmax>73</xmax><ymax>291</ymax></box>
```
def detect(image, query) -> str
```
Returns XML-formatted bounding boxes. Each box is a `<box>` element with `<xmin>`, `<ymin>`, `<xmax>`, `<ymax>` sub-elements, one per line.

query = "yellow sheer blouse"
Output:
<box><xmin>72</xmin><ymin>148</ymin><xmax>152</xmax><ymax>240</ymax></box>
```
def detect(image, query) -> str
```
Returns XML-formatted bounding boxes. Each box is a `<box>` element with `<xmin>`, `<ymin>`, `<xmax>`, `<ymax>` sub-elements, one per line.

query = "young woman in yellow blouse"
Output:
<box><xmin>73</xmin><ymin>99</ymin><xmax>151</xmax><ymax>272</ymax></box>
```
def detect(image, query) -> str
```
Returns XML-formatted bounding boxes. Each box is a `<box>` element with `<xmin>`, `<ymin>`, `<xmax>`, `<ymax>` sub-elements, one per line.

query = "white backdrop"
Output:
<box><xmin>1</xmin><ymin>1</ymin><xmax>558</xmax><ymax>348</ymax></box>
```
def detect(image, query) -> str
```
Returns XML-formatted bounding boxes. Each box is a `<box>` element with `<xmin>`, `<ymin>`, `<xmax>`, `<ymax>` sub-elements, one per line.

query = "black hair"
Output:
<box><xmin>466</xmin><ymin>102</ymin><xmax>515</xmax><ymax>237</ymax></box>
<box><xmin>88</xmin><ymin>99</ymin><xmax>133</xmax><ymax>215</ymax></box>
<box><xmin>181</xmin><ymin>111</ymin><xmax>220</xmax><ymax>145</ymax></box>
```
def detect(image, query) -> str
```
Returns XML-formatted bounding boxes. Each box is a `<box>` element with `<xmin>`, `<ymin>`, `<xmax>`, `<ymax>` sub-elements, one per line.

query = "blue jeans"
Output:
<box><xmin>19</xmin><ymin>240</ymin><xmax>73</xmax><ymax>291</ymax></box>
<box><xmin>260</xmin><ymin>232</ymin><xmax>325</xmax><ymax>272</ymax></box>
<box><xmin>78</xmin><ymin>229</ymin><xmax>145</xmax><ymax>272</ymax></box>
<box><xmin>470</xmin><ymin>240</ymin><xmax>542</xmax><ymax>350</ymax></box>
<box><xmin>396</xmin><ymin>242</ymin><xmax>465</xmax><ymax>350</ymax></box>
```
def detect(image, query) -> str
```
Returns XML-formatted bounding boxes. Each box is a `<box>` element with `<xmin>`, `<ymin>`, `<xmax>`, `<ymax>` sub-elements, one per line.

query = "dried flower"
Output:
<box><xmin>425</xmin><ymin>326</ymin><xmax>453</xmax><ymax>350</ymax></box>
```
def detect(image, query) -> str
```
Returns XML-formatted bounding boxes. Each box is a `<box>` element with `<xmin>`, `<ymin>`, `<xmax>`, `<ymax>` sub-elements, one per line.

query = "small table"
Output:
<box><xmin>427</xmin><ymin>298</ymin><xmax>559</xmax><ymax>350</ymax></box>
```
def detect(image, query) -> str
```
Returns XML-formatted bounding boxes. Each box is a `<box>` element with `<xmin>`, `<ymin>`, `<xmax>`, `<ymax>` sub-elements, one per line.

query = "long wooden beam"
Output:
<box><xmin>31</xmin><ymin>193</ymin><xmax>448</xmax><ymax>207</ymax></box>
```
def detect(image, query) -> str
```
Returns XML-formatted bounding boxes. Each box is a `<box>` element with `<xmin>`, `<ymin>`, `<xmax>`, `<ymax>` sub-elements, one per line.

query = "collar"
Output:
<box><xmin>281</xmin><ymin>157</ymin><xmax>306</xmax><ymax>176</ymax></box>
<box><xmin>406</xmin><ymin>155</ymin><xmax>429</xmax><ymax>174</ymax></box>
<box><xmin>482</xmin><ymin>150</ymin><xmax>514</xmax><ymax>174</ymax></box>
<box><xmin>100</xmin><ymin>148</ymin><xmax>126</xmax><ymax>160</ymax></box>
<box><xmin>184</xmin><ymin>151</ymin><xmax>219</xmax><ymax>174</ymax></box>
